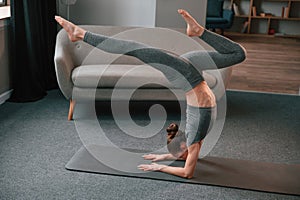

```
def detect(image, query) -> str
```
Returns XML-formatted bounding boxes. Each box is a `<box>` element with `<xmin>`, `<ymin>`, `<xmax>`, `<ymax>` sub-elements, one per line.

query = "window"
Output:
<box><xmin>0</xmin><ymin>0</ymin><xmax>6</xmax><ymax>7</ymax></box>
<box><xmin>0</xmin><ymin>3</ymin><xmax>10</xmax><ymax>19</ymax></box>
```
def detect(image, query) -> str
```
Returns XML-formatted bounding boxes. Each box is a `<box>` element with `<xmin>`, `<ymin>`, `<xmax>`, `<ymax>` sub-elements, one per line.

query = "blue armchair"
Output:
<box><xmin>206</xmin><ymin>0</ymin><xmax>234</xmax><ymax>35</ymax></box>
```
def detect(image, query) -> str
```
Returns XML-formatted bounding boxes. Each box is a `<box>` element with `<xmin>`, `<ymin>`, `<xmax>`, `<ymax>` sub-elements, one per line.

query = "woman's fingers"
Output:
<box><xmin>138</xmin><ymin>163</ymin><xmax>164</xmax><ymax>171</ymax></box>
<box><xmin>137</xmin><ymin>164</ymin><xmax>151</xmax><ymax>171</ymax></box>
<box><xmin>142</xmin><ymin>154</ymin><xmax>157</xmax><ymax>161</ymax></box>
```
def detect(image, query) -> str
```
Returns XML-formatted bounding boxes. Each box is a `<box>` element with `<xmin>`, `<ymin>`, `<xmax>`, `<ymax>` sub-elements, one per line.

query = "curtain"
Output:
<box><xmin>9</xmin><ymin>0</ymin><xmax>58</xmax><ymax>102</ymax></box>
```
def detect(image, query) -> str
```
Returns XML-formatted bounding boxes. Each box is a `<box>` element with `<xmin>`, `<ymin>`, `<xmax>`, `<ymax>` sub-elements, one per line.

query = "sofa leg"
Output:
<box><xmin>220</xmin><ymin>29</ymin><xmax>224</xmax><ymax>35</ymax></box>
<box><xmin>68</xmin><ymin>99</ymin><xmax>76</xmax><ymax>121</ymax></box>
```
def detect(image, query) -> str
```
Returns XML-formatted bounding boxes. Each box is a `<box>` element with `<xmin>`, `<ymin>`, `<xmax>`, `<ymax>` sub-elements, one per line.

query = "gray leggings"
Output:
<box><xmin>83</xmin><ymin>29</ymin><xmax>246</xmax><ymax>146</ymax></box>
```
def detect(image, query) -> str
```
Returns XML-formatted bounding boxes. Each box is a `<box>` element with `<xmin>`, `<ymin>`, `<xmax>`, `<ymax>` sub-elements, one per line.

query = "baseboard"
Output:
<box><xmin>227</xmin><ymin>89</ymin><xmax>299</xmax><ymax>97</ymax></box>
<box><xmin>0</xmin><ymin>89</ymin><xmax>13</xmax><ymax>105</ymax></box>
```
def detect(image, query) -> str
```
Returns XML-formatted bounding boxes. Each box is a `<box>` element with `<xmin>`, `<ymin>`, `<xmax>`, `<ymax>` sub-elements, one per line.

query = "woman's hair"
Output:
<box><xmin>166</xmin><ymin>123</ymin><xmax>187</xmax><ymax>157</ymax></box>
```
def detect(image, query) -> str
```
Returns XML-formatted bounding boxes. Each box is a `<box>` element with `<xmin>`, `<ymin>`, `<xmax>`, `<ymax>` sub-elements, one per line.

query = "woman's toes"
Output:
<box><xmin>55</xmin><ymin>16</ymin><xmax>62</xmax><ymax>24</ymax></box>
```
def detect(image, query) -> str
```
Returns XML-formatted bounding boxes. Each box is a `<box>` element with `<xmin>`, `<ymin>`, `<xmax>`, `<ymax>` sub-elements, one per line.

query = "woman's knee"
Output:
<box><xmin>236</xmin><ymin>45</ymin><xmax>247</xmax><ymax>63</ymax></box>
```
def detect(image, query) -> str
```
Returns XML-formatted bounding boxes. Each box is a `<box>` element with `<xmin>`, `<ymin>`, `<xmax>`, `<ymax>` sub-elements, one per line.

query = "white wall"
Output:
<box><xmin>59</xmin><ymin>0</ymin><xmax>156</xmax><ymax>27</ymax></box>
<box><xmin>57</xmin><ymin>0</ymin><xmax>207</xmax><ymax>28</ymax></box>
<box><xmin>156</xmin><ymin>0</ymin><xmax>206</xmax><ymax>28</ymax></box>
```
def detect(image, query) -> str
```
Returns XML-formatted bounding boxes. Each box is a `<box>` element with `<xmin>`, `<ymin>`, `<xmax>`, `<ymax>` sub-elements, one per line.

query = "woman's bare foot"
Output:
<box><xmin>55</xmin><ymin>16</ymin><xmax>86</xmax><ymax>42</ymax></box>
<box><xmin>178</xmin><ymin>9</ymin><xmax>204</xmax><ymax>37</ymax></box>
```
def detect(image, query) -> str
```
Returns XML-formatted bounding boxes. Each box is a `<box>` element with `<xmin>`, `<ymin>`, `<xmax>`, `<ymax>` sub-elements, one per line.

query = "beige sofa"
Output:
<box><xmin>54</xmin><ymin>26</ymin><xmax>232</xmax><ymax>120</ymax></box>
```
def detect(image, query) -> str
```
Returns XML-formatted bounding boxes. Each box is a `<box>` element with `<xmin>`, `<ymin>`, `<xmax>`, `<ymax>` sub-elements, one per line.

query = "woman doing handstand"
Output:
<box><xmin>55</xmin><ymin>9</ymin><xmax>246</xmax><ymax>179</ymax></box>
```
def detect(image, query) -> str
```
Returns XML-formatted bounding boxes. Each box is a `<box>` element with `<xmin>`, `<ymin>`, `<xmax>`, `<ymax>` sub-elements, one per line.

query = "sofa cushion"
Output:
<box><xmin>206</xmin><ymin>17</ymin><xmax>228</xmax><ymax>24</ymax></box>
<box><xmin>72</xmin><ymin>64</ymin><xmax>217</xmax><ymax>89</ymax></box>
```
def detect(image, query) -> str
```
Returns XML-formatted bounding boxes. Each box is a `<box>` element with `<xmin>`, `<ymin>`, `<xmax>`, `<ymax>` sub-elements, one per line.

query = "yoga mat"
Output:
<box><xmin>66</xmin><ymin>145</ymin><xmax>300</xmax><ymax>196</ymax></box>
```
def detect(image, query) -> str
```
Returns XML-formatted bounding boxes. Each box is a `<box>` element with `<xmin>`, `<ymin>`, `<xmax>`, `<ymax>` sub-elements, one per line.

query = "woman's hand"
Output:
<box><xmin>142</xmin><ymin>153</ymin><xmax>177</xmax><ymax>162</ymax></box>
<box><xmin>142</xmin><ymin>154</ymin><xmax>167</xmax><ymax>162</ymax></box>
<box><xmin>138</xmin><ymin>163</ymin><xmax>166</xmax><ymax>171</ymax></box>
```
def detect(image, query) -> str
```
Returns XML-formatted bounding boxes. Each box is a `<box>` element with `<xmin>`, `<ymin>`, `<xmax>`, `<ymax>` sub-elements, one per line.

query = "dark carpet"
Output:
<box><xmin>0</xmin><ymin>89</ymin><xmax>299</xmax><ymax>200</ymax></box>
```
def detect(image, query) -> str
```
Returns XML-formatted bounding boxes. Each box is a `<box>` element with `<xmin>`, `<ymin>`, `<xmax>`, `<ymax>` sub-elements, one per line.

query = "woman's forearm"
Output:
<box><xmin>159</xmin><ymin>165</ymin><xmax>194</xmax><ymax>179</ymax></box>
<box><xmin>164</xmin><ymin>153</ymin><xmax>181</xmax><ymax>160</ymax></box>
<box><xmin>160</xmin><ymin>142</ymin><xmax>201</xmax><ymax>179</ymax></box>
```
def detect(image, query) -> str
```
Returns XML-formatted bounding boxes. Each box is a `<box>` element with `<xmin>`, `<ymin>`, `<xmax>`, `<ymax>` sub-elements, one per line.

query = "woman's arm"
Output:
<box><xmin>138</xmin><ymin>142</ymin><xmax>202</xmax><ymax>179</ymax></box>
<box><xmin>160</xmin><ymin>142</ymin><xmax>201</xmax><ymax>178</ymax></box>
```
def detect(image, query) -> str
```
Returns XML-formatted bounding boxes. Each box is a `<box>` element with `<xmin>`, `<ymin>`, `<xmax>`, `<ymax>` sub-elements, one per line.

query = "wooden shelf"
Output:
<box><xmin>251</xmin><ymin>16</ymin><xmax>300</xmax><ymax>20</ymax></box>
<box><xmin>235</xmin><ymin>15</ymin><xmax>250</xmax><ymax>18</ymax></box>
<box><xmin>228</xmin><ymin>0</ymin><xmax>300</xmax><ymax>35</ymax></box>
<box><xmin>265</xmin><ymin>0</ymin><xmax>300</xmax><ymax>2</ymax></box>
<box><xmin>225</xmin><ymin>31</ymin><xmax>300</xmax><ymax>38</ymax></box>
<box><xmin>226</xmin><ymin>32</ymin><xmax>276</xmax><ymax>37</ymax></box>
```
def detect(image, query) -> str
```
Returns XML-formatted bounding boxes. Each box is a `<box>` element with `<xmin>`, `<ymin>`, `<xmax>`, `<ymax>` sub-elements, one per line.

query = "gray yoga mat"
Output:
<box><xmin>66</xmin><ymin>145</ymin><xmax>300</xmax><ymax>196</ymax></box>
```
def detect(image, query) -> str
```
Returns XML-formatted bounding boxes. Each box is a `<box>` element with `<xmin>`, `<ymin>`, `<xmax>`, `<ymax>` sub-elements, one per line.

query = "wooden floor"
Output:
<box><xmin>224</xmin><ymin>33</ymin><xmax>300</xmax><ymax>95</ymax></box>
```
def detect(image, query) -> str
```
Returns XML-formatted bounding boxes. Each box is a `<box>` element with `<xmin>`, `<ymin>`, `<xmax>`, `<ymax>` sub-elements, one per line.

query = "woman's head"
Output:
<box><xmin>166</xmin><ymin>123</ymin><xmax>188</xmax><ymax>159</ymax></box>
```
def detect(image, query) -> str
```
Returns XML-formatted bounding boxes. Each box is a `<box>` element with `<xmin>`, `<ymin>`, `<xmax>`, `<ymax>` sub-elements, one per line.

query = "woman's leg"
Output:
<box><xmin>84</xmin><ymin>31</ymin><xmax>204</xmax><ymax>92</ymax></box>
<box><xmin>55</xmin><ymin>16</ymin><xmax>204</xmax><ymax>94</ymax></box>
<box><xmin>178</xmin><ymin>9</ymin><xmax>246</xmax><ymax>70</ymax></box>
